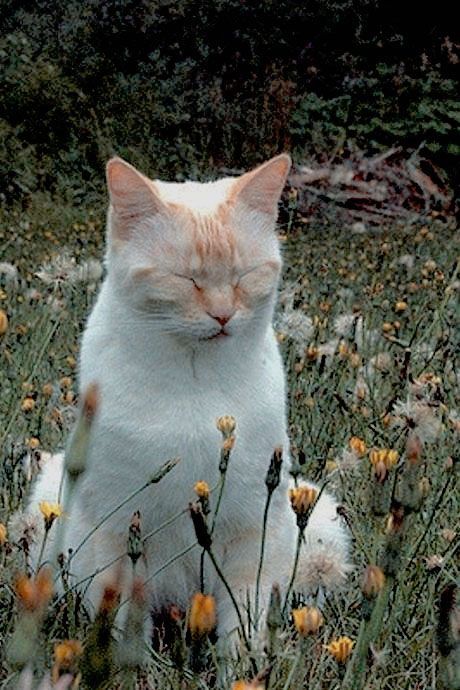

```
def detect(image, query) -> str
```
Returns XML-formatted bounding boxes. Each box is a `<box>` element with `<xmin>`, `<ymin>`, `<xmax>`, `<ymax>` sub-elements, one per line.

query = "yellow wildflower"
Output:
<box><xmin>394</xmin><ymin>300</ymin><xmax>408</xmax><ymax>313</ymax></box>
<box><xmin>349</xmin><ymin>352</ymin><xmax>361</xmax><ymax>368</ymax></box>
<box><xmin>39</xmin><ymin>501</ymin><xmax>63</xmax><ymax>530</ymax></box>
<box><xmin>59</xmin><ymin>376</ymin><xmax>73</xmax><ymax>390</ymax></box>
<box><xmin>306</xmin><ymin>344</ymin><xmax>319</xmax><ymax>360</ymax></box>
<box><xmin>369</xmin><ymin>449</ymin><xmax>398</xmax><ymax>470</ymax></box>
<box><xmin>419</xmin><ymin>477</ymin><xmax>431</xmax><ymax>497</ymax></box>
<box><xmin>188</xmin><ymin>593</ymin><xmax>216</xmax><ymax>637</ymax></box>
<box><xmin>21</xmin><ymin>397</ymin><xmax>35</xmax><ymax>412</ymax></box>
<box><xmin>338</xmin><ymin>340</ymin><xmax>349</xmax><ymax>358</ymax></box>
<box><xmin>325</xmin><ymin>636</ymin><xmax>355</xmax><ymax>663</ymax></box>
<box><xmin>42</xmin><ymin>383</ymin><xmax>54</xmax><ymax>398</ymax></box>
<box><xmin>0</xmin><ymin>308</ymin><xmax>8</xmax><ymax>335</ymax></box>
<box><xmin>194</xmin><ymin>481</ymin><xmax>210</xmax><ymax>499</ymax></box>
<box><xmin>292</xmin><ymin>606</ymin><xmax>323</xmax><ymax>636</ymax></box>
<box><xmin>0</xmin><ymin>523</ymin><xmax>7</xmax><ymax>545</ymax></box>
<box><xmin>349</xmin><ymin>436</ymin><xmax>367</xmax><ymax>456</ymax></box>
<box><xmin>232</xmin><ymin>682</ymin><xmax>264</xmax><ymax>690</ymax></box>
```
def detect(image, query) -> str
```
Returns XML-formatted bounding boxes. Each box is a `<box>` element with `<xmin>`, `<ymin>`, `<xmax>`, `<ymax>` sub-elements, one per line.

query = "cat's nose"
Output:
<box><xmin>208</xmin><ymin>313</ymin><xmax>234</xmax><ymax>327</ymax></box>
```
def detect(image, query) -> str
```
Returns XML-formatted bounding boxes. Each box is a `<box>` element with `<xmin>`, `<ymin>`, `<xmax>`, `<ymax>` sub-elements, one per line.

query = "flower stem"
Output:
<box><xmin>282</xmin><ymin>529</ymin><xmax>303</xmax><ymax>616</ymax></box>
<box><xmin>342</xmin><ymin>576</ymin><xmax>393</xmax><ymax>689</ymax></box>
<box><xmin>67</xmin><ymin>458</ymin><xmax>179</xmax><ymax>566</ymax></box>
<box><xmin>35</xmin><ymin>527</ymin><xmax>50</xmax><ymax>571</ymax></box>
<box><xmin>254</xmin><ymin>491</ymin><xmax>273</xmax><ymax>628</ymax></box>
<box><xmin>206</xmin><ymin>547</ymin><xmax>256</xmax><ymax>672</ymax></box>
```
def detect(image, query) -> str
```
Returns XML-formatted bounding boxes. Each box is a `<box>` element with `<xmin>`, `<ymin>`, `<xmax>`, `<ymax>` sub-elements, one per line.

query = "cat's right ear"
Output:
<box><xmin>106</xmin><ymin>158</ymin><xmax>166</xmax><ymax>240</ymax></box>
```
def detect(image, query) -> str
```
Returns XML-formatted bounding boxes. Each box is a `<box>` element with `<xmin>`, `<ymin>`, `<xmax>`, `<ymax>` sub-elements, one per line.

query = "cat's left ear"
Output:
<box><xmin>230</xmin><ymin>153</ymin><xmax>292</xmax><ymax>217</ymax></box>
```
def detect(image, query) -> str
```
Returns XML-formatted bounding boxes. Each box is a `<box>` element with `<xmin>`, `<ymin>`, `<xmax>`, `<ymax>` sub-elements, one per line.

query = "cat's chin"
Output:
<box><xmin>201</xmin><ymin>328</ymin><xmax>231</xmax><ymax>342</ymax></box>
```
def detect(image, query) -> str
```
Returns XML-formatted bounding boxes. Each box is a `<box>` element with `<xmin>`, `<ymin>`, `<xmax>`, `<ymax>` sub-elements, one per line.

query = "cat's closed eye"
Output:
<box><xmin>173</xmin><ymin>274</ymin><xmax>202</xmax><ymax>290</ymax></box>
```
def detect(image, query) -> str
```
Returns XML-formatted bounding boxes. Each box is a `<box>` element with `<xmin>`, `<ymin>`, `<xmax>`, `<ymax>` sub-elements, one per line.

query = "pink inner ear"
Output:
<box><xmin>106</xmin><ymin>158</ymin><xmax>167</xmax><ymax>225</ymax></box>
<box><xmin>230</xmin><ymin>154</ymin><xmax>291</xmax><ymax>215</ymax></box>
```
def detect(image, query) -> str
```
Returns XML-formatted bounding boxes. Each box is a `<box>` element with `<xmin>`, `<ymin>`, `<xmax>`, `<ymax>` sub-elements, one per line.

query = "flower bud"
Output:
<box><xmin>361</xmin><ymin>565</ymin><xmax>385</xmax><ymax>599</ymax></box>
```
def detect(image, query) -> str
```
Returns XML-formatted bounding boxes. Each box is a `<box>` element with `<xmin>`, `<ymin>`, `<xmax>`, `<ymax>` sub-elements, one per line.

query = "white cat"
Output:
<box><xmin>30</xmin><ymin>154</ymin><xmax>349</xmax><ymax>638</ymax></box>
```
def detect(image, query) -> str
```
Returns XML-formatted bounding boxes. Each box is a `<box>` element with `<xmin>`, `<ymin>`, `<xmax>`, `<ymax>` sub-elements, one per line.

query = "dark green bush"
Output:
<box><xmin>0</xmin><ymin>0</ymin><xmax>458</xmax><ymax>199</ymax></box>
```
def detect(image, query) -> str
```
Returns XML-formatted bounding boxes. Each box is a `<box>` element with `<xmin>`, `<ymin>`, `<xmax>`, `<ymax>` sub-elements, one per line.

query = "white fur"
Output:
<box><xmin>30</xmin><ymin>160</ymin><xmax>349</xmax><ymax>639</ymax></box>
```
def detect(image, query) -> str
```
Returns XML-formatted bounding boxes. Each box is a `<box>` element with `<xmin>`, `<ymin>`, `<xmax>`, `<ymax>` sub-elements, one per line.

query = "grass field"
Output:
<box><xmin>0</xmin><ymin>194</ymin><xmax>459</xmax><ymax>689</ymax></box>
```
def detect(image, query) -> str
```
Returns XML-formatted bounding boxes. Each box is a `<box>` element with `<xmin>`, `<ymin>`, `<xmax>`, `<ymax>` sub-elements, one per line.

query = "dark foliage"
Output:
<box><xmin>0</xmin><ymin>0</ymin><xmax>458</xmax><ymax>199</ymax></box>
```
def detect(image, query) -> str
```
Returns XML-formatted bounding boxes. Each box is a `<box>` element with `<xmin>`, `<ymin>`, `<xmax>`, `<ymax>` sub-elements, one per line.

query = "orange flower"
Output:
<box><xmin>306</xmin><ymin>344</ymin><xmax>319</xmax><ymax>360</ymax></box>
<box><xmin>232</xmin><ymin>682</ymin><xmax>264</xmax><ymax>690</ymax></box>
<box><xmin>52</xmin><ymin>639</ymin><xmax>83</xmax><ymax>684</ymax></box>
<box><xmin>0</xmin><ymin>523</ymin><xmax>7</xmax><ymax>545</ymax></box>
<box><xmin>394</xmin><ymin>300</ymin><xmax>408</xmax><ymax>313</ymax></box>
<box><xmin>194</xmin><ymin>481</ymin><xmax>210</xmax><ymax>499</ymax></box>
<box><xmin>0</xmin><ymin>308</ymin><xmax>8</xmax><ymax>335</ymax></box>
<box><xmin>188</xmin><ymin>593</ymin><xmax>216</xmax><ymax>637</ymax></box>
<box><xmin>15</xmin><ymin>568</ymin><xmax>53</xmax><ymax>611</ymax></box>
<box><xmin>349</xmin><ymin>436</ymin><xmax>367</xmax><ymax>456</ymax></box>
<box><xmin>292</xmin><ymin>606</ymin><xmax>323</xmax><ymax>636</ymax></box>
<box><xmin>369</xmin><ymin>449</ymin><xmax>398</xmax><ymax>470</ymax></box>
<box><xmin>289</xmin><ymin>485</ymin><xmax>318</xmax><ymax>515</ymax></box>
<box><xmin>21</xmin><ymin>397</ymin><xmax>35</xmax><ymax>412</ymax></box>
<box><xmin>325</xmin><ymin>636</ymin><xmax>354</xmax><ymax>663</ymax></box>
<box><xmin>54</xmin><ymin>639</ymin><xmax>83</xmax><ymax>666</ymax></box>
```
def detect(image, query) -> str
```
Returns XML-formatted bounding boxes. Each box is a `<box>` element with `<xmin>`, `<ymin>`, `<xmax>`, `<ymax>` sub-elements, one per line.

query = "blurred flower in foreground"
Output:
<box><xmin>52</xmin><ymin>640</ymin><xmax>83</xmax><ymax>684</ymax></box>
<box><xmin>16</xmin><ymin>666</ymin><xmax>74</xmax><ymax>690</ymax></box>
<box><xmin>15</xmin><ymin>568</ymin><xmax>53</xmax><ymax>612</ymax></box>
<box><xmin>188</xmin><ymin>593</ymin><xmax>216</xmax><ymax>638</ymax></box>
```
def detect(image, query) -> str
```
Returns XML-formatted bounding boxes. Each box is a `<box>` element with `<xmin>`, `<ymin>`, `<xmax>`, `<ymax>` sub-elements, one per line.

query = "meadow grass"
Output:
<box><xmin>0</xmin><ymin>196</ymin><xmax>458</xmax><ymax>689</ymax></box>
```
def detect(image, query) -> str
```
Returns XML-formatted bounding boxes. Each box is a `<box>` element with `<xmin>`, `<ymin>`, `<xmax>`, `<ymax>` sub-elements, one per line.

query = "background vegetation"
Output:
<box><xmin>0</xmin><ymin>2</ymin><xmax>459</xmax><ymax>688</ymax></box>
<box><xmin>1</xmin><ymin>0</ymin><xmax>459</xmax><ymax>201</ymax></box>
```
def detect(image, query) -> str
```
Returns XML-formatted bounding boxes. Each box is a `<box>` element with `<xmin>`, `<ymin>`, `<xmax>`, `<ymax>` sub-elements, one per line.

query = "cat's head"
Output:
<box><xmin>105</xmin><ymin>154</ymin><xmax>291</xmax><ymax>342</ymax></box>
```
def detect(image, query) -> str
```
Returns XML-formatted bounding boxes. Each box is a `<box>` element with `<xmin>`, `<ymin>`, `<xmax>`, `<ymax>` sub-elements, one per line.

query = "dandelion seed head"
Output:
<box><xmin>392</xmin><ymin>399</ymin><xmax>442</xmax><ymax>442</ymax></box>
<box><xmin>397</xmin><ymin>254</ymin><xmax>415</xmax><ymax>270</ymax></box>
<box><xmin>300</xmin><ymin>539</ymin><xmax>352</xmax><ymax>590</ymax></box>
<box><xmin>7</xmin><ymin>511</ymin><xmax>41</xmax><ymax>545</ymax></box>
<box><xmin>337</xmin><ymin>449</ymin><xmax>362</xmax><ymax>472</ymax></box>
<box><xmin>276</xmin><ymin>308</ymin><xmax>314</xmax><ymax>350</ymax></box>
<box><xmin>0</xmin><ymin>262</ymin><xmax>19</xmax><ymax>283</ymax></box>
